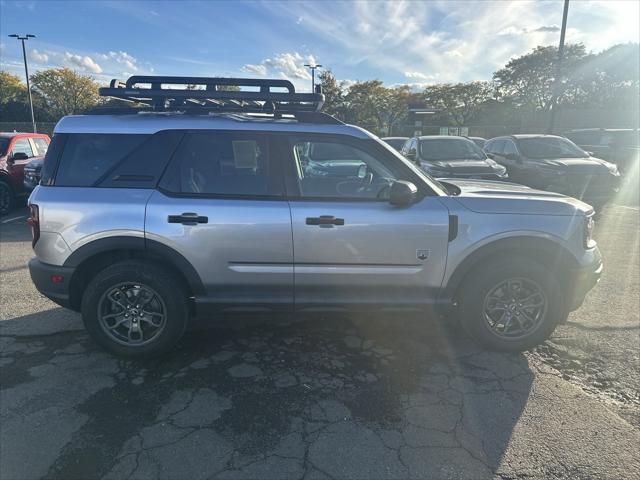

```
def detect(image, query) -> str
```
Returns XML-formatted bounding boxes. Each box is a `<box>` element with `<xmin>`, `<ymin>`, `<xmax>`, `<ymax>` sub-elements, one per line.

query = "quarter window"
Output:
<box><xmin>55</xmin><ymin>134</ymin><xmax>147</xmax><ymax>187</ymax></box>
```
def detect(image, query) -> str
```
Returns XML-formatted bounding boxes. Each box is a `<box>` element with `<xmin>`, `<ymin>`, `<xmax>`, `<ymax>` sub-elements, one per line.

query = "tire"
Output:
<box><xmin>0</xmin><ymin>180</ymin><xmax>14</xmax><ymax>216</ymax></box>
<box><xmin>458</xmin><ymin>256</ymin><xmax>566</xmax><ymax>352</ymax></box>
<box><xmin>81</xmin><ymin>260</ymin><xmax>189</xmax><ymax>357</ymax></box>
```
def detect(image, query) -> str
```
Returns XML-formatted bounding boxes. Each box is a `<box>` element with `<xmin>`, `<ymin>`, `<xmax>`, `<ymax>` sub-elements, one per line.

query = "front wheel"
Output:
<box><xmin>81</xmin><ymin>261</ymin><xmax>189</xmax><ymax>357</ymax></box>
<box><xmin>458</xmin><ymin>257</ymin><xmax>566</xmax><ymax>351</ymax></box>
<box><xmin>0</xmin><ymin>181</ymin><xmax>15</xmax><ymax>216</ymax></box>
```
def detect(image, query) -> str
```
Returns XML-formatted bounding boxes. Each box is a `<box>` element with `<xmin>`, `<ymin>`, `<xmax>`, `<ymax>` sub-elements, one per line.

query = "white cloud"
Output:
<box><xmin>404</xmin><ymin>71</ymin><xmax>434</xmax><ymax>81</ymax></box>
<box><xmin>242</xmin><ymin>63</ymin><xmax>268</xmax><ymax>76</ymax></box>
<box><xmin>102</xmin><ymin>51</ymin><xmax>138</xmax><ymax>72</ymax></box>
<box><xmin>62</xmin><ymin>52</ymin><xmax>103</xmax><ymax>73</ymax></box>
<box><xmin>29</xmin><ymin>49</ymin><xmax>48</xmax><ymax>63</ymax></box>
<box><xmin>243</xmin><ymin>52</ymin><xmax>316</xmax><ymax>80</ymax></box>
<box><xmin>260</xmin><ymin>0</ymin><xmax>637</xmax><ymax>84</ymax></box>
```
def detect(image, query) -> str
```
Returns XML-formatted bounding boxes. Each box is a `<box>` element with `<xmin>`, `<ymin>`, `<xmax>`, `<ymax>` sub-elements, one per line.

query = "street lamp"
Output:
<box><xmin>548</xmin><ymin>0</ymin><xmax>570</xmax><ymax>134</ymax></box>
<box><xmin>8</xmin><ymin>33</ymin><xmax>37</xmax><ymax>133</ymax></box>
<box><xmin>304</xmin><ymin>64</ymin><xmax>322</xmax><ymax>92</ymax></box>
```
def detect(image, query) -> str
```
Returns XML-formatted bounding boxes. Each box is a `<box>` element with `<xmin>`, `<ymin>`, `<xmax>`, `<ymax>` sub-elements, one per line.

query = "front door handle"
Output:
<box><xmin>168</xmin><ymin>212</ymin><xmax>208</xmax><ymax>225</ymax></box>
<box><xmin>306</xmin><ymin>215</ymin><xmax>345</xmax><ymax>226</ymax></box>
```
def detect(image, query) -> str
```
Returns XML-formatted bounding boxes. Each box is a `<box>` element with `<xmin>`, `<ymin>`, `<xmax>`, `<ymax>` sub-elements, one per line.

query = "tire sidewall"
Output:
<box><xmin>81</xmin><ymin>261</ymin><xmax>189</xmax><ymax>357</ymax></box>
<box><xmin>459</xmin><ymin>258</ymin><xmax>565</xmax><ymax>352</ymax></box>
<box><xmin>0</xmin><ymin>180</ymin><xmax>14</xmax><ymax>216</ymax></box>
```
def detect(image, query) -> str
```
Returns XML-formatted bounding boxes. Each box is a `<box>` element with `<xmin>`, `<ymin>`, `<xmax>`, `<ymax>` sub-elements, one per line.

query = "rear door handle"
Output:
<box><xmin>306</xmin><ymin>215</ymin><xmax>345</xmax><ymax>226</ymax></box>
<box><xmin>168</xmin><ymin>212</ymin><xmax>208</xmax><ymax>225</ymax></box>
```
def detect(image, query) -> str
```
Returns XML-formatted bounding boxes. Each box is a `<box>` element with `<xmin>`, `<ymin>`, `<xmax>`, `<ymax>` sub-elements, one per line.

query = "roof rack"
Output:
<box><xmin>98</xmin><ymin>75</ymin><xmax>326</xmax><ymax>116</ymax></box>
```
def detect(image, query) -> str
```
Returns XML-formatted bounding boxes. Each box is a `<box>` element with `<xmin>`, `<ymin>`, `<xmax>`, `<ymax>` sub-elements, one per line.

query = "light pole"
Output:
<box><xmin>548</xmin><ymin>0</ymin><xmax>569</xmax><ymax>134</ymax></box>
<box><xmin>9</xmin><ymin>33</ymin><xmax>37</xmax><ymax>133</ymax></box>
<box><xmin>304</xmin><ymin>64</ymin><xmax>322</xmax><ymax>92</ymax></box>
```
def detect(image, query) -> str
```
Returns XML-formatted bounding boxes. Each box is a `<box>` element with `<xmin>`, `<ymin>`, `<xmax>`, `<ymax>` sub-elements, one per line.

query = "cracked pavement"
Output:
<box><xmin>1</xmin><ymin>205</ymin><xmax>639</xmax><ymax>479</ymax></box>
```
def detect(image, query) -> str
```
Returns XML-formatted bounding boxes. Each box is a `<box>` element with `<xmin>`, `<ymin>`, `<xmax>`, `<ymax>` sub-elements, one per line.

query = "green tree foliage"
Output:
<box><xmin>424</xmin><ymin>81</ymin><xmax>493</xmax><ymax>126</ymax></box>
<box><xmin>0</xmin><ymin>71</ymin><xmax>51</xmax><ymax>122</ymax></box>
<box><xmin>318</xmin><ymin>70</ymin><xmax>346</xmax><ymax>118</ymax></box>
<box><xmin>493</xmin><ymin>44</ymin><xmax>587</xmax><ymax>111</ymax></box>
<box><xmin>30</xmin><ymin>68</ymin><xmax>100</xmax><ymax>117</ymax></box>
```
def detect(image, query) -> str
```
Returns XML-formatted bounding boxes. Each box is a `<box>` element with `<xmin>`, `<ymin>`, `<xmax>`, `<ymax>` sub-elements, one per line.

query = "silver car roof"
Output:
<box><xmin>54</xmin><ymin>113</ymin><xmax>371</xmax><ymax>138</ymax></box>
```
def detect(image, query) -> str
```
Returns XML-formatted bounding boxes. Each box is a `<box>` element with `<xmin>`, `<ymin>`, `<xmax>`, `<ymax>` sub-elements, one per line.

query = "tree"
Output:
<box><xmin>30</xmin><ymin>68</ymin><xmax>100</xmax><ymax>117</ymax></box>
<box><xmin>384</xmin><ymin>85</ymin><xmax>416</xmax><ymax>135</ymax></box>
<box><xmin>0</xmin><ymin>70</ymin><xmax>51</xmax><ymax>122</ymax></box>
<box><xmin>493</xmin><ymin>44</ymin><xmax>587</xmax><ymax>111</ymax></box>
<box><xmin>318</xmin><ymin>70</ymin><xmax>345</xmax><ymax>118</ymax></box>
<box><xmin>0</xmin><ymin>71</ymin><xmax>26</xmax><ymax>104</ymax></box>
<box><xmin>343</xmin><ymin>80</ymin><xmax>391</xmax><ymax>133</ymax></box>
<box><xmin>571</xmin><ymin>43</ymin><xmax>640</xmax><ymax>109</ymax></box>
<box><xmin>423</xmin><ymin>81</ymin><xmax>493</xmax><ymax>126</ymax></box>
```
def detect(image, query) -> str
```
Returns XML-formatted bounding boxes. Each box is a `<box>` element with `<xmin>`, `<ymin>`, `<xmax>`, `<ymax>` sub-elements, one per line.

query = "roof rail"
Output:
<box><xmin>98</xmin><ymin>75</ymin><xmax>325</xmax><ymax>115</ymax></box>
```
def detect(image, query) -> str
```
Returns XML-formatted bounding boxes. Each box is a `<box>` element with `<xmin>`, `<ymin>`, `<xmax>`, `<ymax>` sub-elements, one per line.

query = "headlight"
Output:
<box><xmin>584</xmin><ymin>215</ymin><xmax>595</xmax><ymax>249</ymax></box>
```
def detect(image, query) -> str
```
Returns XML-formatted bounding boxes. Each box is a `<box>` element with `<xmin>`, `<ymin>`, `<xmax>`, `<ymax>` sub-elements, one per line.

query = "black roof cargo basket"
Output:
<box><xmin>97</xmin><ymin>75</ymin><xmax>330</xmax><ymax>119</ymax></box>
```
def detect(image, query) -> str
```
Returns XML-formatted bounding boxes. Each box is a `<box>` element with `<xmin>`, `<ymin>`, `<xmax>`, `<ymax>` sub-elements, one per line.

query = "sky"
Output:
<box><xmin>1</xmin><ymin>0</ymin><xmax>638</xmax><ymax>92</ymax></box>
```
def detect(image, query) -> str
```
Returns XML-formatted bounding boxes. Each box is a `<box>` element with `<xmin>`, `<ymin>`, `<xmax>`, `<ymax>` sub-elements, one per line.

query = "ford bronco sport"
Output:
<box><xmin>27</xmin><ymin>76</ymin><xmax>602</xmax><ymax>357</ymax></box>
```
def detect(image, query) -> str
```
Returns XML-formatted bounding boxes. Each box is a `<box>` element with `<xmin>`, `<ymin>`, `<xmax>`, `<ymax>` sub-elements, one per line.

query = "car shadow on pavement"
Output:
<box><xmin>1</xmin><ymin>310</ymin><xmax>533</xmax><ymax>479</ymax></box>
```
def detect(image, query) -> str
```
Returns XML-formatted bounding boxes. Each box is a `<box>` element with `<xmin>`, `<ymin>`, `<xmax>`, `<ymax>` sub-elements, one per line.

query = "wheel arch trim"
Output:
<box><xmin>439</xmin><ymin>234</ymin><xmax>580</xmax><ymax>307</ymax></box>
<box><xmin>63</xmin><ymin>235</ymin><xmax>205</xmax><ymax>295</ymax></box>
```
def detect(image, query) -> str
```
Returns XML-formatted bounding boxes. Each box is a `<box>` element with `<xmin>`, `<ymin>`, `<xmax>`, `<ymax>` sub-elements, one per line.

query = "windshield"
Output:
<box><xmin>419</xmin><ymin>138</ymin><xmax>486</xmax><ymax>161</ymax></box>
<box><xmin>375</xmin><ymin>137</ymin><xmax>448</xmax><ymax>195</ymax></box>
<box><xmin>518</xmin><ymin>137</ymin><xmax>588</xmax><ymax>159</ymax></box>
<box><xmin>0</xmin><ymin>138</ymin><xmax>9</xmax><ymax>156</ymax></box>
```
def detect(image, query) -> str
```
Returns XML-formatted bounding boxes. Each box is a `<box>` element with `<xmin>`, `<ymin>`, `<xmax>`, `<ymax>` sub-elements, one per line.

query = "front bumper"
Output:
<box><xmin>566</xmin><ymin>250</ymin><xmax>603</xmax><ymax>311</ymax></box>
<box><xmin>28</xmin><ymin>258</ymin><xmax>75</xmax><ymax>310</ymax></box>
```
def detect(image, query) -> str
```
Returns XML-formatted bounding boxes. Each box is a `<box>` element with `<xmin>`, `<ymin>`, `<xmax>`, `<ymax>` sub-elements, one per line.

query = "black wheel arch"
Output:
<box><xmin>64</xmin><ymin>236</ymin><xmax>205</xmax><ymax>311</ymax></box>
<box><xmin>439</xmin><ymin>235</ymin><xmax>580</xmax><ymax>310</ymax></box>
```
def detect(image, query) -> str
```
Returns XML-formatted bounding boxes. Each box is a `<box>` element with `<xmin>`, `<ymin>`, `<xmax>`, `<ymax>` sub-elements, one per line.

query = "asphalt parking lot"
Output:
<box><xmin>1</xmin><ymin>205</ymin><xmax>639</xmax><ymax>479</ymax></box>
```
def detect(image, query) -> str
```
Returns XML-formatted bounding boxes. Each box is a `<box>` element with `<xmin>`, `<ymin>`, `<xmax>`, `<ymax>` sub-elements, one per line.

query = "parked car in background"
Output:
<box><xmin>564</xmin><ymin>128</ymin><xmax>639</xmax><ymax>174</ymax></box>
<box><xmin>23</xmin><ymin>157</ymin><xmax>45</xmax><ymax>192</ymax></box>
<box><xmin>381</xmin><ymin>136</ymin><xmax>409</xmax><ymax>151</ymax></box>
<box><xmin>468</xmin><ymin>136</ymin><xmax>487</xmax><ymax>149</ymax></box>
<box><xmin>485</xmin><ymin>135</ymin><xmax>620</xmax><ymax>209</ymax></box>
<box><xmin>401</xmin><ymin>136</ymin><xmax>508</xmax><ymax>180</ymax></box>
<box><xmin>0</xmin><ymin>132</ymin><xmax>50</xmax><ymax>215</ymax></box>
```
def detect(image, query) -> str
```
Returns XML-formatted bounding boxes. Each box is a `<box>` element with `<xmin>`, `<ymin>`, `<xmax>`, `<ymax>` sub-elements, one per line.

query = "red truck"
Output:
<box><xmin>0</xmin><ymin>132</ymin><xmax>50</xmax><ymax>215</ymax></box>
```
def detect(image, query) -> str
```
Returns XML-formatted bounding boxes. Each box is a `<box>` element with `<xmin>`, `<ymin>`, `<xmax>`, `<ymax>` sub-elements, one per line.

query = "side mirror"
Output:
<box><xmin>405</xmin><ymin>149</ymin><xmax>417</xmax><ymax>161</ymax></box>
<box><xmin>505</xmin><ymin>152</ymin><xmax>520</xmax><ymax>162</ymax></box>
<box><xmin>389</xmin><ymin>180</ymin><xmax>417</xmax><ymax>207</ymax></box>
<box><xmin>10</xmin><ymin>152</ymin><xmax>29</xmax><ymax>161</ymax></box>
<box><xmin>587</xmin><ymin>151</ymin><xmax>594</xmax><ymax>157</ymax></box>
<box><xmin>486</xmin><ymin>152</ymin><xmax>495</xmax><ymax>159</ymax></box>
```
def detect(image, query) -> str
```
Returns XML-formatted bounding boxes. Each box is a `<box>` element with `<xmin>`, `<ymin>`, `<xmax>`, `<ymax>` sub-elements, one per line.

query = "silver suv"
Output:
<box><xmin>27</xmin><ymin>76</ymin><xmax>602</xmax><ymax>357</ymax></box>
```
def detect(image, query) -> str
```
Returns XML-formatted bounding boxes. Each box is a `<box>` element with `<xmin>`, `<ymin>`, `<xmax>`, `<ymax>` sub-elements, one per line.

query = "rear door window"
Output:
<box><xmin>160</xmin><ymin>131</ymin><xmax>281</xmax><ymax>197</ymax></box>
<box><xmin>54</xmin><ymin>134</ymin><xmax>147</xmax><ymax>187</ymax></box>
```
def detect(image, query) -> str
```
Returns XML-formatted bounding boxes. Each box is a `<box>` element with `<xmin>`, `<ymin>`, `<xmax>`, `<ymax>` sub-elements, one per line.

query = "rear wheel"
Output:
<box><xmin>458</xmin><ymin>257</ymin><xmax>566</xmax><ymax>351</ymax></box>
<box><xmin>81</xmin><ymin>261</ymin><xmax>189</xmax><ymax>357</ymax></box>
<box><xmin>0</xmin><ymin>180</ymin><xmax>14</xmax><ymax>216</ymax></box>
